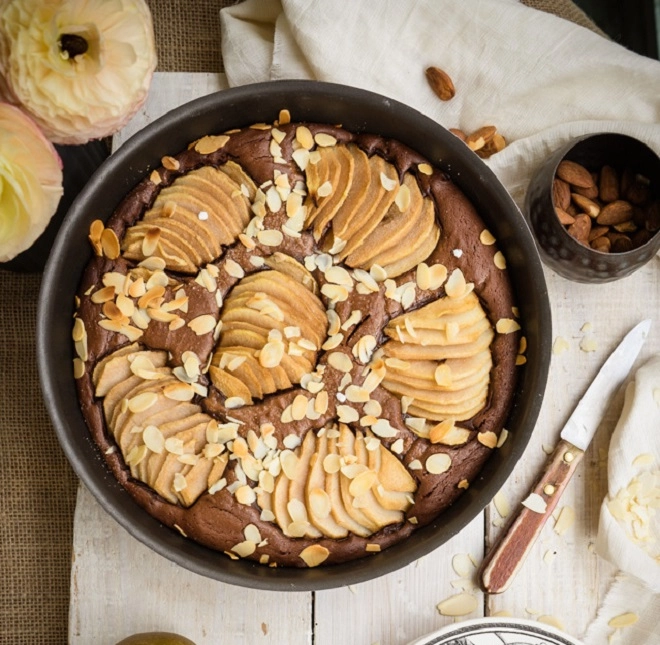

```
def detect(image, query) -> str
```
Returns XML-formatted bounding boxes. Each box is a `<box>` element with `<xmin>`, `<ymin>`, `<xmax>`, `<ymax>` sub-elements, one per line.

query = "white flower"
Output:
<box><xmin>0</xmin><ymin>103</ymin><xmax>63</xmax><ymax>261</ymax></box>
<box><xmin>0</xmin><ymin>0</ymin><xmax>157</xmax><ymax>145</ymax></box>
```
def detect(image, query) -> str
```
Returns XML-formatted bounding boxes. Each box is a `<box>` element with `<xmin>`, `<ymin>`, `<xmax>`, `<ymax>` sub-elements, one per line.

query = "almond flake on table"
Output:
<box><xmin>522</xmin><ymin>492</ymin><xmax>548</xmax><ymax>514</ymax></box>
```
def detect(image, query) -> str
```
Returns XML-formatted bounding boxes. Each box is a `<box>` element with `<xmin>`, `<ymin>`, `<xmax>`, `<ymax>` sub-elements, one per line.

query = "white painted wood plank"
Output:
<box><xmin>70</xmin><ymin>71</ymin><xmax>311</xmax><ymax>645</ymax></box>
<box><xmin>70</xmin><ymin>486</ymin><xmax>312</xmax><ymax>645</ymax></box>
<box><xmin>314</xmin><ymin>513</ymin><xmax>487</xmax><ymax>645</ymax></box>
<box><xmin>486</xmin><ymin>260</ymin><xmax>660</xmax><ymax>638</ymax></box>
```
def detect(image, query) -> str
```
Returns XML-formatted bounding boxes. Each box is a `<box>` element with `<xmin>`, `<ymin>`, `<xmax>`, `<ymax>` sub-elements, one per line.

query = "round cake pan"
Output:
<box><xmin>38</xmin><ymin>81</ymin><xmax>552</xmax><ymax>591</ymax></box>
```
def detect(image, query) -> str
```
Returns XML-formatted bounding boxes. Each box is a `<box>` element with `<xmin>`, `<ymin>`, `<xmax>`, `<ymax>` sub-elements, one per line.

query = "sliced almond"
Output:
<box><xmin>300</xmin><ymin>544</ymin><xmax>330</xmax><ymax>567</ymax></box>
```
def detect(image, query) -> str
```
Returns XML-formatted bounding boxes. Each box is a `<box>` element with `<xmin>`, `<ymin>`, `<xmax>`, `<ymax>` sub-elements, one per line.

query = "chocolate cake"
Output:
<box><xmin>72</xmin><ymin>110</ymin><xmax>523</xmax><ymax>568</ymax></box>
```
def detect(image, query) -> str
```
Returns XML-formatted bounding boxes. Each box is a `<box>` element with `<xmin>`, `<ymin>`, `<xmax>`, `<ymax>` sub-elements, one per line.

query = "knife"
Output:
<box><xmin>480</xmin><ymin>319</ymin><xmax>652</xmax><ymax>594</ymax></box>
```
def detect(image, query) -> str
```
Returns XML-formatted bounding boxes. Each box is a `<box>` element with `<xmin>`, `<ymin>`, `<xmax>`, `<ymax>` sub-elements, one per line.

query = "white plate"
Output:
<box><xmin>407</xmin><ymin>617</ymin><xmax>584</xmax><ymax>645</ymax></box>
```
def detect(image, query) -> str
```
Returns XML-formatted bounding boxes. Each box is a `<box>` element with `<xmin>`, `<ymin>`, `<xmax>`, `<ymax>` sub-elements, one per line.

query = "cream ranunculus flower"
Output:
<box><xmin>0</xmin><ymin>103</ymin><xmax>63</xmax><ymax>261</ymax></box>
<box><xmin>0</xmin><ymin>0</ymin><xmax>157</xmax><ymax>145</ymax></box>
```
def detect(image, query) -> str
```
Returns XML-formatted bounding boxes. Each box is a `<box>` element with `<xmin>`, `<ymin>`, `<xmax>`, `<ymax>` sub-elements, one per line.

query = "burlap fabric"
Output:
<box><xmin>0</xmin><ymin>1</ymin><xmax>600</xmax><ymax>642</ymax></box>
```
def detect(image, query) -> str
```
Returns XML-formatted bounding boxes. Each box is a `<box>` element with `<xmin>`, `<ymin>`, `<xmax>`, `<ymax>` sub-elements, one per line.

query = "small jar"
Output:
<box><xmin>525</xmin><ymin>132</ymin><xmax>660</xmax><ymax>283</ymax></box>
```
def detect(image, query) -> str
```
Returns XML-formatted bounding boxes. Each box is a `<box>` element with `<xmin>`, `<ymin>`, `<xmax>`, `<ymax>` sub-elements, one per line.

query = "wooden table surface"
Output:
<box><xmin>69</xmin><ymin>72</ymin><xmax>660</xmax><ymax>645</ymax></box>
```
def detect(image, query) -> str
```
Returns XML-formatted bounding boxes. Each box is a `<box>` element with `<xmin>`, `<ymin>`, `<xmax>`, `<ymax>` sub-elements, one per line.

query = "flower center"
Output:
<box><xmin>58</xmin><ymin>34</ymin><xmax>88</xmax><ymax>59</ymax></box>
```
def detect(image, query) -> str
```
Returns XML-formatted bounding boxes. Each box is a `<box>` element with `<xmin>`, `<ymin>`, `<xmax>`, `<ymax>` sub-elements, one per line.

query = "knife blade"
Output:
<box><xmin>480</xmin><ymin>319</ymin><xmax>652</xmax><ymax>594</ymax></box>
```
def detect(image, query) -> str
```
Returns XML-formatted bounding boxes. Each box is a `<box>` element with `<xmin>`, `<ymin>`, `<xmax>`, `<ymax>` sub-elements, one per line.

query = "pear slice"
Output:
<box><xmin>383</xmin><ymin>327</ymin><xmax>494</xmax><ymax>362</ymax></box>
<box><xmin>305</xmin><ymin>145</ymin><xmax>354</xmax><ymax>236</ymax></box>
<box><xmin>337</xmin><ymin>426</ymin><xmax>380</xmax><ymax>533</ymax></box>
<box><xmin>219</xmin><ymin>328</ymin><xmax>268</xmax><ymax>350</ymax></box>
<box><xmin>264</xmin><ymin>253</ymin><xmax>318</xmax><ymax>295</ymax></box>
<box><xmin>208</xmin><ymin>366</ymin><xmax>253</xmax><ymax>405</ymax></box>
<box><xmin>219</xmin><ymin>160</ymin><xmax>258</xmax><ymax>201</ymax></box>
<box><xmin>352</xmin><ymin>432</ymin><xmax>403</xmax><ymax>528</ymax></box>
<box><xmin>108</xmin><ymin>368</ymin><xmax>172</xmax><ymax>429</ymax></box>
<box><xmin>122</xmin><ymin>224</ymin><xmax>198</xmax><ymax>274</ymax></box>
<box><xmin>92</xmin><ymin>343</ymin><xmax>140</xmax><ymax>389</ymax></box>
<box><xmin>387</xmin><ymin>316</ymin><xmax>491</xmax><ymax>348</ymax></box>
<box><xmin>287</xmin><ymin>431</ymin><xmax>322</xmax><ymax>538</ymax></box>
<box><xmin>407</xmin><ymin>398</ymin><xmax>487</xmax><ymax>422</ymax></box>
<box><xmin>272</xmin><ymin>460</ymin><xmax>294</xmax><ymax>535</ymax></box>
<box><xmin>306</xmin><ymin>433</ymin><xmax>348</xmax><ymax>539</ymax></box>
<box><xmin>103</xmin><ymin>374</ymin><xmax>144</xmax><ymax>424</ymax></box>
<box><xmin>325</xmin><ymin>434</ymin><xmax>372</xmax><ymax>537</ymax></box>
<box><xmin>323</xmin><ymin>144</ymin><xmax>371</xmax><ymax>243</ymax></box>
<box><xmin>151</xmin><ymin>436</ymin><xmax>199</xmax><ymax>504</ymax></box>
<box><xmin>381</xmin><ymin>374</ymin><xmax>489</xmax><ymax>406</ymax></box>
<box><xmin>94</xmin><ymin>350</ymin><xmax>168</xmax><ymax>397</ymax></box>
<box><xmin>335</xmin><ymin>155</ymin><xmax>398</xmax><ymax>260</ymax></box>
<box><xmin>380</xmin><ymin>223</ymin><xmax>439</xmax><ymax>278</ymax></box>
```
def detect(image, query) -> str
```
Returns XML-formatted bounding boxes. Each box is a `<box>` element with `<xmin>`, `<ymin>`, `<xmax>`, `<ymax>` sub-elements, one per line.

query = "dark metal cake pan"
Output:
<box><xmin>38</xmin><ymin>81</ymin><xmax>551</xmax><ymax>591</ymax></box>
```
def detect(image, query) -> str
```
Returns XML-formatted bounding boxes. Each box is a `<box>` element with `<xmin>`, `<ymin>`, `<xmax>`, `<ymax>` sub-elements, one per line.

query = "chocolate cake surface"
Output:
<box><xmin>72</xmin><ymin>113</ymin><xmax>522</xmax><ymax>568</ymax></box>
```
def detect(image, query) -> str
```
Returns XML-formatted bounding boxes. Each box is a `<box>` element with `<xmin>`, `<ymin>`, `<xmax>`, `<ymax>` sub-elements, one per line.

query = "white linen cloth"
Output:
<box><xmin>584</xmin><ymin>357</ymin><xmax>660</xmax><ymax>645</ymax></box>
<box><xmin>220</xmin><ymin>2</ymin><xmax>660</xmax><ymax>642</ymax></box>
<box><xmin>220</xmin><ymin>0</ymin><xmax>660</xmax><ymax>207</ymax></box>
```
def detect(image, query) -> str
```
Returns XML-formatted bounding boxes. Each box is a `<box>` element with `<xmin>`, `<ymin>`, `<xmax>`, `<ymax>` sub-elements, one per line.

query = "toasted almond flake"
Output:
<box><xmin>580</xmin><ymin>335</ymin><xmax>598</xmax><ymax>353</ymax></box>
<box><xmin>371</xmin><ymin>418</ymin><xmax>398</xmax><ymax>438</ymax></box>
<box><xmin>317</xmin><ymin>180</ymin><xmax>333</xmax><ymax>198</ymax></box>
<box><xmin>436</xmin><ymin>593</ymin><xmax>478</xmax><ymax>617</ymax></box>
<box><xmin>353</xmin><ymin>335</ymin><xmax>377</xmax><ymax>363</ymax></box>
<box><xmin>426</xmin><ymin>452</ymin><xmax>452</xmax><ymax>474</ymax></box>
<box><xmin>325</xmin><ymin>265</ymin><xmax>353</xmax><ymax>288</ymax></box>
<box><xmin>543</xmin><ymin>549</ymin><xmax>557</xmax><ymax>565</ymax></box>
<box><xmin>225</xmin><ymin>396</ymin><xmax>246</xmax><ymax>409</ymax></box>
<box><xmin>209</xmin><ymin>478</ymin><xmax>227</xmax><ymax>496</ymax></box>
<box><xmin>321</xmin><ymin>283</ymin><xmax>349</xmax><ymax>303</ymax></box>
<box><xmin>380</xmin><ymin>171</ymin><xmax>397</xmax><ymax>191</ymax></box>
<box><xmin>314</xmin><ymin>390</ymin><xmax>329</xmax><ymax>414</ymax></box>
<box><xmin>370</xmin><ymin>264</ymin><xmax>388</xmax><ymax>282</ymax></box>
<box><xmin>288</xmin><ymin>394</ymin><xmax>307</xmax><ymax>421</ymax></box>
<box><xmin>497</xmin><ymin>428</ymin><xmax>509</xmax><ymax>448</ymax></box>
<box><xmin>418</xmin><ymin>163</ymin><xmax>433</xmax><ymax>175</ymax></box>
<box><xmin>323</xmin><ymin>453</ymin><xmax>341</xmax><ymax>474</ymax></box>
<box><xmin>259</xmin><ymin>340</ymin><xmax>285</xmax><ymax>368</ymax></box>
<box><xmin>314</xmin><ymin>132</ymin><xmax>337</xmax><ymax>147</ymax></box>
<box><xmin>295</xmin><ymin>125</ymin><xmax>314</xmax><ymax>149</ymax></box>
<box><xmin>161</xmin><ymin>155</ymin><xmax>180</xmax><ymax>171</ymax></box>
<box><xmin>90</xmin><ymin>285</ymin><xmax>116</xmax><ymax>304</ymax></box>
<box><xmin>163</xmin><ymin>383</ymin><xmax>195</xmax><ymax>401</ymax></box>
<box><xmin>328</xmin><ymin>352</ymin><xmax>353</xmax><ymax>373</ymax></box>
<box><xmin>337</xmin><ymin>405</ymin><xmax>359</xmax><ymax>424</ymax></box>
<box><xmin>100</xmin><ymin>228</ymin><xmax>120</xmax><ymax>259</ymax></box>
<box><xmin>349</xmin><ymin>470</ymin><xmax>378</xmax><ymax>497</ymax></box>
<box><xmin>553</xmin><ymin>505</ymin><xmax>575</xmax><ymax>536</ymax></box>
<box><xmin>235</xmin><ymin>485</ymin><xmax>257</xmax><ymax>505</ymax></box>
<box><xmin>496</xmin><ymin>318</ymin><xmax>521</xmax><ymax>334</ymax></box>
<box><xmin>300</xmin><ymin>544</ymin><xmax>330</xmax><ymax>568</ymax></box>
<box><xmin>493</xmin><ymin>491</ymin><xmax>510</xmax><ymax>518</ymax></box>
<box><xmin>194</xmin><ymin>134</ymin><xmax>230</xmax><ymax>155</ymax></box>
<box><xmin>445</xmin><ymin>268</ymin><xmax>467</xmax><ymax>298</ymax></box>
<box><xmin>480</xmin><ymin>229</ymin><xmax>496</xmax><ymax>245</ymax></box>
<box><xmin>230</xmin><ymin>539</ymin><xmax>256</xmax><ymax>558</ymax></box>
<box><xmin>553</xmin><ymin>336</ymin><xmax>570</xmax><ymax>355</ymax></box>
<box><xmin>224</xmin><ymin>258</ymin><xmax>245</xmax><ymax>279</ymax></box>
<box><xmin>522</xmin><ymin>492</ymin><xmax>547</xmax><ymax>514</ymax></box>
<box><xmin>141</xmin><ymin>227</ymin><xmax>161</xmax><ymax>257</ymax></box>
<box><xmin>142</xmin><ymin>425</ymin><xmax>165</xmax><ymax>454</ymax></box>
<box><xmin>493</xmin><ymin>251</ymin><xmax>507</xmax><ymax>269</ymax></box>
<box><xmin>188</xmin><ymin>314</ymin><xmax>216</xmax><ymax>336</ymax></box>
<box><xmin>433</xmin><ymin>362</ymin><xmax>453</xmax><ymax>386</ymax></box>
<box><xmin>632</xmin><ymin>453</ymin><xmax>654</xmax><ymax>468</ymax></box>
<box><xmin>127</xmin><ymin>391</ymin><xmax>158</xmax><ymax>413</ymax></box>
<box><xmin>452</xmin><ymin>553</ymin><xmax>476</xmax><ymax>578</ymax></box>
<box><xmin>477</xmin><ymin>431</ymin><xmax>498</xmax><ymax>449</ymax></box>
<box><xmin>608</xmin><ymin>613</ymin><xmax>639</xmax><ymax>629</ymax></box>
<box><xmin>73</xmin><ymin>357</ymin><xmax>85</xmax><ymax>378</ymax></box>
<box><xmin>72</xmin><ymin>317</ymin><xmax>86</xmax><ymax>342</ymax></box>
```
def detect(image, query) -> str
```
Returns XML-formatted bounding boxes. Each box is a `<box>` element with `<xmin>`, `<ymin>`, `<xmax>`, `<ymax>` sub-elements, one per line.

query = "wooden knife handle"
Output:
<box><xmin>480</xmin><ymin>439</ymin><xmax>584</xmax><ymax>594</ymax></box>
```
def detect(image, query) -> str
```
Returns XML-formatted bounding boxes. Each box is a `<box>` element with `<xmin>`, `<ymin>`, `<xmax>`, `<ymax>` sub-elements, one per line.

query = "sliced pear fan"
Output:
<box><xmin>93</xmin><ymin>347</ymin><xmax>227</xmax><ymax>507</ymax></box>
<box><xmin>382</xmin><ymin>291</ymin><xmax>494</xmax><ymax>422</ymax></box>
<box><xmin>258</xmin><ymin>423</ymin><xmax>417</xmax><ymax>539</ymax></box>
<box><xmin>304</xmin><ymin>143</ymin><xmax>440</xmax><ymax>277</ymax></box>
<box><xmin>122</xmin><ymin>164</ymin><xmax>254</xmax><ymax>273</ymax></box>
<box><xmin>211</xmin><ymin>266</ymin><xmax>328</xmax><ymax>402</ymax></box>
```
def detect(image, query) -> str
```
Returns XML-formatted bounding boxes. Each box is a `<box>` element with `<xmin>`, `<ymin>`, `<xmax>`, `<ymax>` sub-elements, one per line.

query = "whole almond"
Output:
<box><xmin>476</xmin><ymin>132</ymin><xmax>506</xmax><ymax>159</ymax></box>
<box><xmin>567</xmin><ymin>213</ymin><xmax>591</xmax><ymax>244</ymax></box>
<box><xmin>588</xmin><ymin>225</ymin><xmax>609</xmax><ymax>242</ymax></box>
<box><xmin>425</xmin><ymin>66</ymin><xmax>456</xmax><ymax>101</ymax></box>
<box><xmin>611</xmin><ymin>234</ymin><xmax>633</xmax><ymax>253</ymax></box>
<box><xmin>466</xmin><ymin>125</ymin><xmax>496</xmax><ymax>152</ymax></box>
<box><xmin>571</xmin><ymin>193</ymin><xmax>600</xmax><ymax>218</ymax></box>
<box><xmin>449</xmin><ymin>128</ymin><xmax>467</xmax><ymax>142</ymax></box>
<box><xmin>555</xmin><ymin>207</ymin><xmax>575</xmax><ymax>225</ymax></box>
<box><xmin>631</xmin><ymin>229</ymin><xmax>652</xmax><ymax>248</ymax></box>
<box><xmin>573</xmin><ymin>183</ymin><xmax>599</xmax><ymax>200</ymax></box>
<box><xmin>552</xmin><ymin>178</ymin><xmax>571</xmax><ymax>210</ymax></box>
<box><xmin>556</xmin><ymin>160</ymin><xmax>594</xmax><ymax>189</ymax></box>
<box><xmin>590</xmin><ymin>236</ymin><xmax>611</xmax><ymax>253</ymax></box>
<box><xmin>596</xmin><ymin>200</ymin><xmax>634</xmax><ymax>226</ymax></box>
<box><xmin>598</xmin><ymin>165</ymin><xmax>619</xmax><ymax>202</ymax></box>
